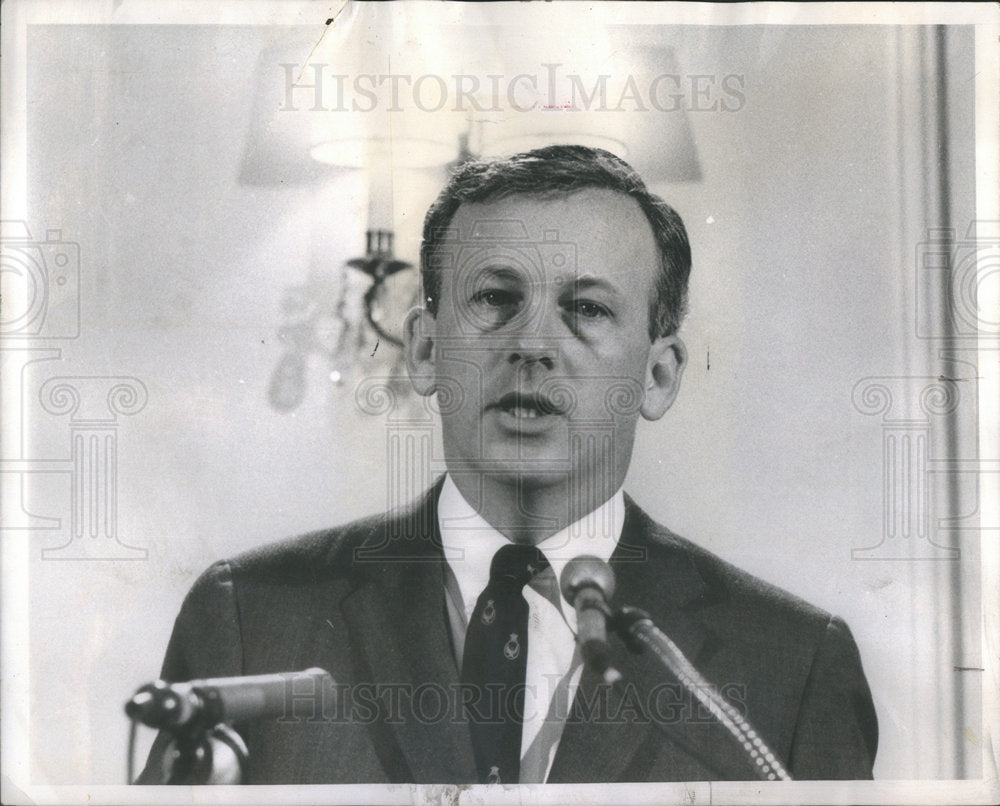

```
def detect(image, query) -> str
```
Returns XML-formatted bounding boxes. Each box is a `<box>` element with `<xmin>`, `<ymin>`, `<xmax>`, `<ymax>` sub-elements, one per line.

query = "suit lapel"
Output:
<box><xmin>339</xmin><ymin>484</ymin><xmax>478</xmax><ymax>783</ymax></box>
<box><xmin>550</xmin><ymin>497</ymin><xmax>757</xmax><ymax>782</ymax></box>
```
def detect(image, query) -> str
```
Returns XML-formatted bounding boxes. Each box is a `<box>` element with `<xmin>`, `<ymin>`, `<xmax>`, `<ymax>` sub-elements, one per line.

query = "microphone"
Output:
<box><xmin>559</xmin><ymin>556</ymin><xmax>622</xmax><ymax>685</ymax></box>
<box><xmin>125</xmin><ymin>667</ymin><xmax>333</xmax><ymax>732</ymax></box>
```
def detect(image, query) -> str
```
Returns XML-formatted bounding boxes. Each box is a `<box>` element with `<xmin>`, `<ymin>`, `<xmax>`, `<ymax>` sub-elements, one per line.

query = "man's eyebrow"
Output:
<box><xmin>475</xmin><ymin>265</ymin><xmax>524</xmax><ymax>283</ymax></box>
<box><xmin>562</xmin><ymin>276</ymin><xmax>624</xmax><ymax>297</ymax></box>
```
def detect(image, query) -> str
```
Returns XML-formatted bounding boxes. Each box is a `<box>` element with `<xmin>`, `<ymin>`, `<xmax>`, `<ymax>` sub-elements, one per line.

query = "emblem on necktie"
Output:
<box><xmin>526</xmin><ymin>562</ymin><xmax>536</xmax><ymax>576</ymax></box>
<box><xmin>503</xmin><ymin>632</ymin><xmax>520</xmax><ymax>660</ymax></box>
<box><xmin>481</xmin><ymin>599</ymin><xmax>496</xmax><ymax>625</ymax></box>
<box><xmin>488</xmin><ymin>765</ymin><xmax>501</xmax><ymax>784</ymax></box>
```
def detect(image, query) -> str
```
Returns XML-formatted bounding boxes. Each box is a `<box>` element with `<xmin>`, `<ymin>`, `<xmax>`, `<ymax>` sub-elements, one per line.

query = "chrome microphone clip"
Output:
<box><xmin>559</xmin><ymin>556</ymin><xmax>622</xmax><ymax>685</ymax></box>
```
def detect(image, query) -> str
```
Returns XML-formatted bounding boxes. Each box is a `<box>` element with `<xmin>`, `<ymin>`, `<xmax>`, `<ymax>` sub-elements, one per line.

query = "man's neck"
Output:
<box><xmin>447</xmin><ymin>472</ymin><xmax>620</xmax><ymax>544</ymax></box>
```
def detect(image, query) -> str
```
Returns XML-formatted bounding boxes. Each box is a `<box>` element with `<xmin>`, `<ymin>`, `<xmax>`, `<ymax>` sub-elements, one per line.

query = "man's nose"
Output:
<box><xmin>506</xmin><ymin>346</ymin><xmax>555</xmax><ymax>370</ymax></box>
<box><xmin>504</xmin><ymin>306</ymin><xmax>560</xmax><ymax>370</ymax></box>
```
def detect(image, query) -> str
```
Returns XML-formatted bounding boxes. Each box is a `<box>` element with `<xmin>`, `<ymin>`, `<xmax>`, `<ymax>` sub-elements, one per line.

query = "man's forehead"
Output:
<box><xmin>444</xmin><ymin>189</ymin><xmax>652</xmax><ymax>243</ymax></box>
<box><xmin>432</xmin><ymin>189</ymin><xmax>660</xmax><ymax>302</ymax></box>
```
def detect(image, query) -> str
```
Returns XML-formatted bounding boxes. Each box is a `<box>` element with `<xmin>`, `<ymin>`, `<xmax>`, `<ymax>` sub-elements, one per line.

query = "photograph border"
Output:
<box><xmin>2</xmin><ymin>2</ymin><xmax>997</xmax><ymax>804</ymax></box>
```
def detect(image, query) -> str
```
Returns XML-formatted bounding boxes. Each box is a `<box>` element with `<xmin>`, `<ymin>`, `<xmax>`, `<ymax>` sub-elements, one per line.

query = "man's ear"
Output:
<box><xmin>403</xmin><ymin>307</ymin><xmax>437</xmax><ymax>397</ymax></box>
<box><xmin>640</xmin><ymin>334</ymin><xmax>687</xmax><ymax>421</ymax></box>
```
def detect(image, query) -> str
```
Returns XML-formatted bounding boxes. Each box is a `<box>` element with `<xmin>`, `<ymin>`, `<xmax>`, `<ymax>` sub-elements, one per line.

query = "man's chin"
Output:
<box><xmin>472</xmin><ymin>451</ymin><xmax>573</xmax><ymax>488</ymax></box>
<box><xmin>468</xmin><ymin>455</ymin><xmax>622</xmax><ymax>495</ymax></box>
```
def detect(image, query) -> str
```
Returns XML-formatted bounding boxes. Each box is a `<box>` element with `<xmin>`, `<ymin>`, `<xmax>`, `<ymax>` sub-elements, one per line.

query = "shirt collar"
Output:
<box><xmin>437</xmin><ymin>474</ymin><xmax>625</xmax><ymax>622</ymax></box>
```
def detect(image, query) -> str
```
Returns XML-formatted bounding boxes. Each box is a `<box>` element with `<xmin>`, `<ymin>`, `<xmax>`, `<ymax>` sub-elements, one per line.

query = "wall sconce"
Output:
<box><xmin>268</xmin><ymin>228</ymin><xmax>417</xmax><ymax>412</ymax></box>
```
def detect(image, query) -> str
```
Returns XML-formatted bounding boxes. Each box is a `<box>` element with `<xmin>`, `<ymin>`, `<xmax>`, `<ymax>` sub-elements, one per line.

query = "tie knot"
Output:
<box><xmin>489</xmin><ymin>543</ymin><xmax>549</xmax><ymax>590</ymax></box>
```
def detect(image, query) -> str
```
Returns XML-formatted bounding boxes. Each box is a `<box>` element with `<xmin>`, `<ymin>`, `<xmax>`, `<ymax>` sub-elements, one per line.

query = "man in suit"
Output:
<box><xmin>138</xmin><ymin>145</ymin><xmax>877</xmax><ymax>784</ymax></box>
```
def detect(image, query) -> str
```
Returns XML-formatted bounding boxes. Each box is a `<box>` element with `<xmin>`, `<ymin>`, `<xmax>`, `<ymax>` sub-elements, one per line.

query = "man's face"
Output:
<box><xmin>406</xmin><ymin>188</ymin><xmax>685</xmax><ymax>504</ymax></box>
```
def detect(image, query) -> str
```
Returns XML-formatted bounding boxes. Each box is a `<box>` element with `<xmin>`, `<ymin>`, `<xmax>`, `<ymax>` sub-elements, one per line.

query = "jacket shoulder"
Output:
<box><xmin>220</xmin><ymin>482</ymin><xmax>442</xmax><ymax>584</ymax></box>
<box><xmin>222</xmin><ymin>510</ymin><xmax>387</xmax><ymax>584</ymax></box>
<box><xmin>635</xmin><ymin>503</ymin><xmax>833</xmax><ymax>629</ymax></box>
<box><xmin>160</xmin><ymin>510</ymin><xmax>386</xmax><ymax>673</ymax></box>
<box><xmin>625</xmin><ymin>499</ymin><xmax>878</xmax><ymax>777</ymax></box>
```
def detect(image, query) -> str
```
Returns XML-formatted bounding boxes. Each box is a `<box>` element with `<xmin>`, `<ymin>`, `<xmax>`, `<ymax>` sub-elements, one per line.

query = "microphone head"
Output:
<box><xmin>125</xmin><ymin>679</ymin><xmax>192</xmax><ymax>729</ymax></box>
<box><xmin>124</xmin><ymin>689</ymin><xmax>156</xmax><ymax>721</ymax></box>
<box><xmin>559</xmin><ymin>555</ymin><xmax>616</xmax><ymax>604</ymax></box>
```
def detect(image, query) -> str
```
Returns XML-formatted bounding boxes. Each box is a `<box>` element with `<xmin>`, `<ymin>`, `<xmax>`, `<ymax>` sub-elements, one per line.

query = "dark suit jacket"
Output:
<box><xmin>138</xmin><ymin>482</ymin><xmax>877</xmax><ymax>783</ymax></box>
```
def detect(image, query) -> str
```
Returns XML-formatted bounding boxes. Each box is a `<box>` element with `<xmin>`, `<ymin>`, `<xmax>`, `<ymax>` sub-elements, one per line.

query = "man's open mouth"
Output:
<box><xmin>492</xmin><ymin>392</ymin><xmax>566</xmax><ymax>419</ymax></box>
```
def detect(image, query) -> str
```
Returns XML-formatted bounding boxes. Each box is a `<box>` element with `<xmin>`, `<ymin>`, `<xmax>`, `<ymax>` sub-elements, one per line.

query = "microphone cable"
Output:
<box><xmin>127</xmin><ymin>715</ymin><xmax>138</xmax><ymax>784</ymax></box>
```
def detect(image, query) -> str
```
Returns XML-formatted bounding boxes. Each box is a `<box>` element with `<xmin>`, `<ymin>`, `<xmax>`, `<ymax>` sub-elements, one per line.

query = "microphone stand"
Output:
<box><xmin>609</xmin><ymin>606</ymin><xmax>793</xmax><ymax>782</ymax></box>
<box><xmin>127</xmin><ymin>683</ymin><xmax>249</xmax><ymax>784</ymax></box>
<box><xmin>158</xmin><ymin>723</ymin><xmax>249</xmax><ymax>785</ymax></box>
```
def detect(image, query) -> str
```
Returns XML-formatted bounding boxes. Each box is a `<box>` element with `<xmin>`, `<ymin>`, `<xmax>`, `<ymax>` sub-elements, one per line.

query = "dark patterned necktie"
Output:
<box><xmin>461</xmin><ymin>543</ymin><xmax>549</xmax><ymax>785</ymax></box>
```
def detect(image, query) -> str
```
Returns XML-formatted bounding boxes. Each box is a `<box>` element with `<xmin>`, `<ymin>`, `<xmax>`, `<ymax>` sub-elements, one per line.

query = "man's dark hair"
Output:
<box><xmin>419</xmin><ymin>144</ymin><xmax>691</xmax><ymax>339</ymax></box>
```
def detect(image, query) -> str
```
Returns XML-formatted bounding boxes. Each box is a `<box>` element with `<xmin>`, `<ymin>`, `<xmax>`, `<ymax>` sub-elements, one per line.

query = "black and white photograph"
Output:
<box><xmin>1</xmin><ymin>1</ymin><xmax>997</xmax><ymax>804</ymax></box>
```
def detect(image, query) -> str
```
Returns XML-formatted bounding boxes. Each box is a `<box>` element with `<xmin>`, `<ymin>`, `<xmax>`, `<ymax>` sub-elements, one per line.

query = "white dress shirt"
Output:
<box><xmin>437</xmin><ymin>474</ymin><xmax>624</xmax><ymax>783</ymax></box>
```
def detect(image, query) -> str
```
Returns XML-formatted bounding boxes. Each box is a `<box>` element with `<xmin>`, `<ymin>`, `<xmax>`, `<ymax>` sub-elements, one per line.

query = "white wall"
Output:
<box><xmin>12</xmin><ymin>20</ymin><xmax>980</xmax><ymax>784</ymax></box>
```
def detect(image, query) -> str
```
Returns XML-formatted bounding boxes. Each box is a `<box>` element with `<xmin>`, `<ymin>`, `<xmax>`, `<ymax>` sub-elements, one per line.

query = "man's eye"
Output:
<box><xmin>471</xmin><ymin>289</ymin><xmax>520</xmax><ymax>308</ymax></box>
<box><xmin>570</xmin><ymin>300</ymin><xmax>611</xmax><ymax>320</ymax></box>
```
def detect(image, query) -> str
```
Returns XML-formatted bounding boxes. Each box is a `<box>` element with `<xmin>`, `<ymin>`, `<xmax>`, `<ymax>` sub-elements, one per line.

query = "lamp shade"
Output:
<box><xmin>239</xmin><ymin>2</ymin><xmax>502</xmax><ymax>183</ymax></box>
<box><xmin>239</xmin><ymin>3</ymin><xmax>700</xmax><ymax>186</ymax></box>
<box><xmin>476</xmin><ymin>29</ymin><xmax>701</xmax><ymax>183</ymax></box>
